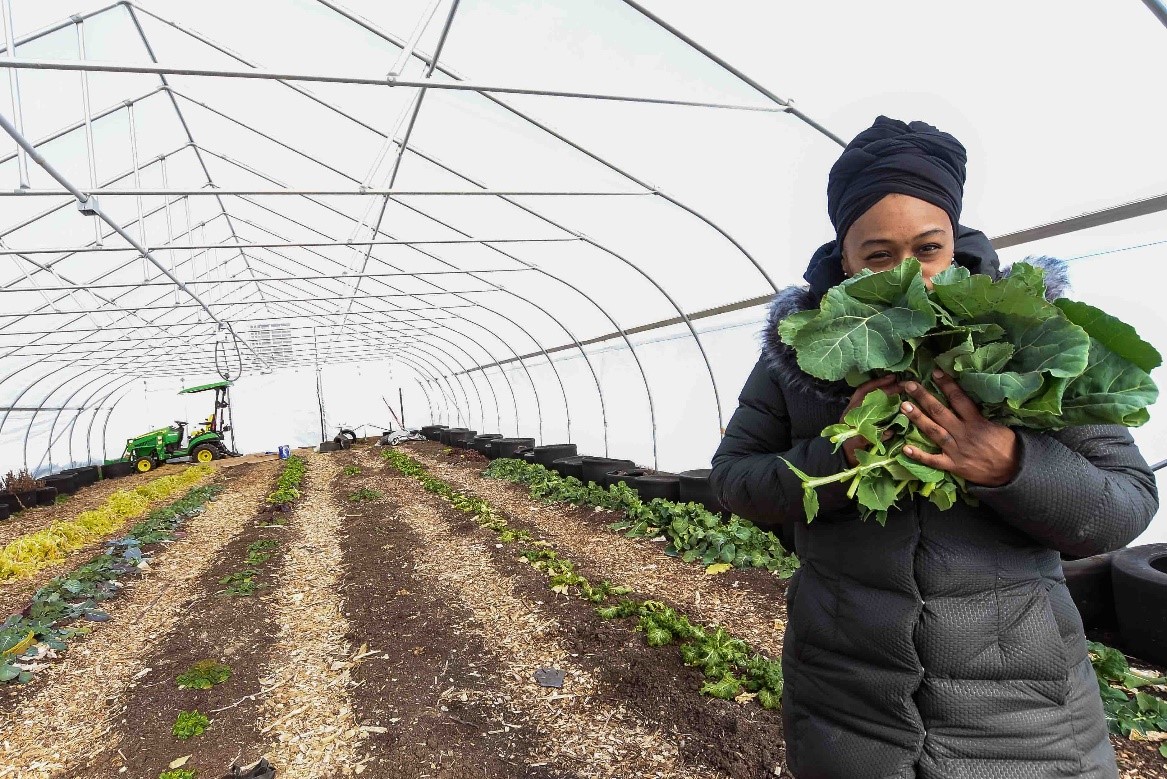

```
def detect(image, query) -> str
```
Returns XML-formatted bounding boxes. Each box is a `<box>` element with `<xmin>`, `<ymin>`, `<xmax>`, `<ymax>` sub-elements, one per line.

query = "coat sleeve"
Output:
<box><xmin>967</xmin><ymin>425</ymin><xmax>1159</xmax><ymax>557</ymax></box>
<box><xmin>710</xmin><ymin>357</ymin><xmax>855</xmax><ymax>530</ymax></box>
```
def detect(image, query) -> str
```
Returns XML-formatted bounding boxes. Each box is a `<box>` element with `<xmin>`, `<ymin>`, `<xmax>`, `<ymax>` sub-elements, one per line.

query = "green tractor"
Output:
<box><xmin>121</xmin><ymin>381</ymin><xmax>239</xmax><ymax>473</ymax></box>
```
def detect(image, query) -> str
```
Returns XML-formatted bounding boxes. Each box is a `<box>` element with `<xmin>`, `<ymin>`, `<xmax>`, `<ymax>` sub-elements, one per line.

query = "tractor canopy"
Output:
<box><xmin>179</xmin><ymin>380</ymin><xmax>232</xmax><ymax>395</ymax></box>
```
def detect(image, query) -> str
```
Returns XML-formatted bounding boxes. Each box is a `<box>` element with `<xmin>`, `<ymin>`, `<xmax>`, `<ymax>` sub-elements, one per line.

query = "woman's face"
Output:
<box><xmin>840</xmin><ymin>193</ymin><xmax>955</xmax><ymax>287</ymax></box>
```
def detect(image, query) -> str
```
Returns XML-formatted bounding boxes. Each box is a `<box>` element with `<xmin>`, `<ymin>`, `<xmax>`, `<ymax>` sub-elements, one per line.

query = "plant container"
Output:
<box><xmin>519</xmin><ymin>449</ymin><xmax>537</xmax><ymax>463</ymax></box>
<box><xmin>36</xmin><ymin>486</ymin><xmax>58</xmax><ymax>506</ymax></box>
<box><xmin>532</xmin><ymin>444</ymin><xmax>577</xmax><ymax>467</ymax></box>
<box><xmin>69</xmin><ymin>466</ymin><xmax>100</xmax><ymax>486</ymax></box>
<box><xmin>1112</xmin><ymin>544</ymin><xmax>1167</xmax><ymax>666</ymax></box>
<box><xmin>421</xmin><ymin>425</ymin><xmax>448</xmax><ymax>441</ymax></box>
<box><xmin>446</xmin><ymin>430</ymin><xmax>478</xmax><ymax>448</ymax></box>
<box><xmin>0</xmin><ymin>490</ymin><xmax>38</xmax><ymax>512</ymax></box>
<box><xmin>0</xmin><ymin>504</ymin><xmax>9</xmax><ymax>521</ymax></box>
<box><xmin>319</xmin><ymin>440</ymin><xmax>341</xmax><ymax>453</ymax></box>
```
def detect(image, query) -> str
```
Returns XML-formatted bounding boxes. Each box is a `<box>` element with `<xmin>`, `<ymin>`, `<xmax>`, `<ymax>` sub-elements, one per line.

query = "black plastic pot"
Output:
<box><xmin>438</xmin><ymin>428</ymin><xmax>469</xmax><ymax>445</ymax></box>
<box><xmin>579</xmin><ymin>457</ymin><xmax>635</xmax><ymax>486</ymax></box>
<box><xmin>1061</xmin><ymin>551</ymin><xmax>1118</xmax><ymax>631</ymax></box>
<box><xmin>520</xmin><ymin>449</ymin><xmax>537</xmax><ymax>463</ymax></box>
<box><xmin>551</xmin><ymin>455</ymin><xmax>587</xmax><ymax>480</ymax></box>
<box><xmin>471</xmin><ymin>434</ymin><xmax>504</xmax><ymax>454</ymax></box>
<box><xmin>44</xmin><ymin>473</ymin><xmax>77</xmax><ymax>495</ymax></box>
<box><xmin>1112</xmin><ymin>544</ymin><xmax>1167</xmax><ymax>667</ymax></box>
<box><xmin>490</xmin><ymin>438</ymin><xmax>536</xmax><ymax>460</ymax></box>
<box><xmin>632</xmin><ymin>473</ymin><xmax>681</xmax><ymax>502</ymax></box>
<box><xmin>36</xmin><ymin>487</ymin><xmax>58</xmax><ymax>506</ymax></box>
<box><xmin>533</xmin><ymin>444</ymin><xmax>577</xmax><ymax>467</ymax></box>
<box><xmin>103</xmin><ymin>460</ymin><xmax>135</xmax><ymax>479</ymax></box>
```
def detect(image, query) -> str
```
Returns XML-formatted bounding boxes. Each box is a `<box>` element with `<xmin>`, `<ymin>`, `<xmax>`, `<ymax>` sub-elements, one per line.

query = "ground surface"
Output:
<box><xmin>0</xmin><ymin>442</ymin><xmax>1160</xmax><ymax>779</ymax></box>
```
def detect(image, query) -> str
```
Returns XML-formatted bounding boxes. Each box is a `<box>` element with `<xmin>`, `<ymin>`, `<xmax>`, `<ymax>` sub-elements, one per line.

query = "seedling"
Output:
<box><xmin>342</xmin><ymin>465</ymin><xmax>362</xmax><ymax>477</ymax></box>
<box><xmin>54</xmin><ymin>494</ymin><xmax>70</xmax><ymax>505</ymax></box>
<box><xmin>348</xmin><ymin>487</ymin><xmax>382</xmax><ymax>503</ymax></box>
<box><xmin>245</xmin><ymin>539</ymin><xmax>279</xmax><ymax>566</ymax></box>
<box><xmin>176</xmin><ymin>659</ymin><xmax>231</xmax><ymax>690</ymax></box>
<box><xmin>172</xmin><ymin>710</ymin><xmax>210</xmax><ymax>740</ymax></box>
<box><xmin>219</xmin><ymin>569</ymin><xmax>263</xmax><ymax>596</ymax></box>
<box><xmin>159</xmin><ymin>771</ymin><xmax>196</xmax><ymax>779</ymax></box>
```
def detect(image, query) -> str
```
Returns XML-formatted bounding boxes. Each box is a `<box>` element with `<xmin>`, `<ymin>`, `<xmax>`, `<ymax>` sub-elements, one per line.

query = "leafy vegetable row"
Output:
<box><xmin>383</xmin><ymin>449</ymin><xmax>785</xmax><ymax>709</ymax></box>
<box><xmin>483</xmin><ymin>458</ymin><xmax>798</xmax><ymax>577</ymax></box>
<box><xmin>1088</xmin><ymin>640</ymin><xmax>1167</xmax><ymax>758</ymax></box>
<box><xmin>0</xmin><ymin>482</ymin><xmax>222</xmax><ymax>683</ymax></box>
<box><xmin>266</xmin><ymin>455</ymin><xmax>306</xmax><ymax>508</ymax></box>
<box><xmin>0</xmin><ymin>464</ymin><xmax>214</xmax><ymax>582</ymax></box>
<box><xmin>779</xmin><ymin>260</ymin><xmax>1161</xmax><ymax>524</ymax></box>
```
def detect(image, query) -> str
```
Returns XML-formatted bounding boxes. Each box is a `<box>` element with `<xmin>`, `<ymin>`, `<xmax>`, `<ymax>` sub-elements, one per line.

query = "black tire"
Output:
<box><xmin>103</xmin><ymin>461</ymin><xmax>135</xmax><ymax>479</ymax></box>
<box><xmin>422</xmin><ymin>426</ymin><xmax>449</xmax><ymax>441</ymax></box>
<box><xmin>0</xmin><ymin>504</ymin><xmax>9</xmax><ymax>521</ymax></box>
<box><xmin>550</xmin><ymin>456</ymin><xmax>587</xmax><ymax>480</ymax></box>
<box><xmin>678</xmin><ymin>469</ymin><xmax>727</xmax><ymax>514</ymax></box>
<box><xmin>44</xmin><ymin>474</ymin><xmax>77</xmax><ymax>495</ymax></box>
<box><xmin>603</xmin><ymin>469</ymin><xmax>648</xmax><ymax>489</ymax></box>
<box><xmin>334</xmin><ymin>435</ymin><xmax>352</xmax><ymax>450</ymax></box>
<box><xmin>533</xmin><ymin>444</ymin><xmax>578</xmax><ymax>467</ymax></box>
<box><xmin>339</xmin><ymin>429</ymin><xmax>357</xmax><ymax>441</ymax></box>
<box><xmin>1112</xmin><ymin>543</ymin><xmax>1167</xmax><ymax>666</ymax></box>
<box><xmin>579</xmin><ymin>457</ymin><xmax>635</xmax><ymax>486</ymax></box>
<box><xmin>631</xmin><ymin>473</ymin><xmax>681</xmax><ymax>502</ymax></box>
<box><xmin>1062</xmin><ymin>551</ymin><xmax>1118</xmax><ymax>630</ymax></box>
<box><xmin>192</xmin><ymin>443</ymin><xmax>220</xmax><ymax>465</ymax></box>
<box><xmin>471</xmin><ymin>434</ymin><xmax>504</xmax><ymax>454</ymax></box>
<box><xmin>519</xmin><ymin>448</ymin><xmax>537</xmax><ymax>463</ymax></box>
<box><xmin>36</xmin><ymin>487</ymin><xmax>58</xmax><ymax>506</ymax></box>
<box><xmin>491</xmin><ymin>438</ymin><xmax>536</xmax><ymax>460</ymax></box>
<box><xmin>446</xmin><ymin>430</ymin><xmax>477</xmax><ymax>448</ymax></box>
<box><xmin>134</xmin><ymin>456</ymin><xmax>157</xmax><ymax>474</ymax></box>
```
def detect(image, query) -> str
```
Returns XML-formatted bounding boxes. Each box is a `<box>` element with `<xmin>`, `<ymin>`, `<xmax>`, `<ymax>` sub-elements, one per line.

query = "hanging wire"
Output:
<box><xmin>213</xmin><ymin>326</ymin><xmax>243</xmax><ymax>381</ymax></box>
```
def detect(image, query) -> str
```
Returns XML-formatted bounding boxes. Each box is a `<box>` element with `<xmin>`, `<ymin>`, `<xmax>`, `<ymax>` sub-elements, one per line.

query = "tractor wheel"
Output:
<box><xmin>135</xmin><ymin>457</ymin><xmax>156</xmax><ymax>474</ymax></box>
<box><xmin>192</xmin><ymin>444</ymin><xmax>219</xmax><ymax>464</ymax></box>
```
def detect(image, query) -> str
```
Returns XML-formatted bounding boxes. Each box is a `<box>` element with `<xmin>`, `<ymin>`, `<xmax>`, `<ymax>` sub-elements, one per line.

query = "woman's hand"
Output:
<box><xmin>900</xmin><ymin>370</ymin><xmax>1020</xmax><ymax>487</ymax></box>
<box><xmin>840</xmin><ymin>374</ymin><xmax>903</xmax><ymax>467</ymax></box>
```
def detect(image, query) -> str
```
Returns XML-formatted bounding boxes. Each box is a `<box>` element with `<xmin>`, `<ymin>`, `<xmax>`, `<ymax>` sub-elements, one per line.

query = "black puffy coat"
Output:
<box><xmin>711</xmin><ymin>258</ymin><xmax>1158</xmax><ymax>779</ymax></box>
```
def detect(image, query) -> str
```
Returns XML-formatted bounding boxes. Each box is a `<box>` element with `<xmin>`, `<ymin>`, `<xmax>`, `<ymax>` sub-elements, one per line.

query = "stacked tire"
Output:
<box><xmin>420</xmin><ymin>425</ymin><xmax>448</xmax><ymax>441</ymax></box>
<box><xmin>1112</xmin><ymin>543</ymin><xmax>1167</xmax><ymax>667</ymax></box>
<box><xmin>488</xmin><ymin>438</ymin><xmax>536</xmax><ymax>460</ymax></box>
<box><xmin>471</xmin><ymin>434</ymin><xmax>504</xmax><ymax>454</ymax></box>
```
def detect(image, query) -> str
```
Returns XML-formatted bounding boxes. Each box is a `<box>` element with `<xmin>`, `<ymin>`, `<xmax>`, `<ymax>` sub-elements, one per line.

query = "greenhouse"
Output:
<box><xmin>0</xmin><ymin>0</ymin><xmax>1166</xmax><ymax>777</ymax></box>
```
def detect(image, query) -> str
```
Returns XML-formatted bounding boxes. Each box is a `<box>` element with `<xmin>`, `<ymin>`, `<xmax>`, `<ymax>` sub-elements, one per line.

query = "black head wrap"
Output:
<box><xmin>803</xmin><ymin>116</ymin><xmax>995</xmax><ymax>298</ymax></box>
<box><xmin>828</xmin><ymin>115</ymin><xmax>967</xmax><ymax>242</ymax></box>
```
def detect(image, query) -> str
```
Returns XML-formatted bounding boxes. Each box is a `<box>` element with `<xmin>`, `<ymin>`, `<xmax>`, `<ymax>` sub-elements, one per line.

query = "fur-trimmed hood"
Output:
<box><xmin>761</xmin><ymin>255</ymin><xmax>1072</xmax><ymax>403</ymax></box>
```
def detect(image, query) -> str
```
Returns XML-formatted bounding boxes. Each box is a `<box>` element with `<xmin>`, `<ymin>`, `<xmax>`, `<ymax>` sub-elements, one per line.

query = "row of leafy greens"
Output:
<box><xmin>778</xmin><ymin>259</ymin><xmax>1160</xmax><ymax>525</ymax></box>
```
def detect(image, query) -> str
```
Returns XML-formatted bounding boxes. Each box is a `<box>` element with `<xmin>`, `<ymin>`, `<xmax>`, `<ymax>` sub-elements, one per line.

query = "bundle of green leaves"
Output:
<box><xmin>779</xmin><ymin>259</ymin><xmax>1160</xmax><ymax>524</ymax></box>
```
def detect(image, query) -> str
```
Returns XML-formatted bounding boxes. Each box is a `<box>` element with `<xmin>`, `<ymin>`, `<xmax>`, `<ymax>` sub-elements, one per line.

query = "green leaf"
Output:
<box><xmin>841</xmin><ymin>258</ymin><xmax>933</xmax><ymax>315</ymax></box>
<box><xmin>929</xmin><ymin>269</ymin><xmax>1061</xmax><ymax>323</ymax></box>
<box><xmin>777</xmin><ymin>309</ymin><xmax>819</xmax><ymax>348</ymax></box>
<box><xmin>959</xmin><ymin>370</ymin><xmax>1045</xmax><ymax>406</ymax></box>
<box><xmin>1060</xmin><ymin>340</ymin><xmax>1159</xmax><ymax>428</ymax></box>
<box><xmin>840</xmin><ymin>390</ymin><xmax>901</xmax><ymax>448</ymax></box>
<box><xmin>1055</xmin><ymin>298</ymin><xmax>1162</xmax><ymax>373</ymax></box>
<box><xmin>802</xmin><ymin>487</ymin><xmax>819</xmax><ymax>523</ymax></box>
<box><xmin>856</xmin><ymin>473</ymin><xmax>899</xmax><ymax>513</ymax></box>
<box><xmin>894</xmin><ymin>454</ymin><xmax>946</xmax><ymax>483</ymax></box>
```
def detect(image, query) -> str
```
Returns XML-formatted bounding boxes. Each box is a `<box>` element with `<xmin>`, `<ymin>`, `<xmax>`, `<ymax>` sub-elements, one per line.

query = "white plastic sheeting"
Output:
<box><xmin>0</xmin><ymin>1</ymin><xmax>1165</xmax><ymax>541</ymax></box>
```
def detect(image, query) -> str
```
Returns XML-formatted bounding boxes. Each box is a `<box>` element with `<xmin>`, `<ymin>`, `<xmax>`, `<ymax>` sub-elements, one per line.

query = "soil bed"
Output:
<box><xmin>80</xmin><ymin>463</ymin><xmax>296</xmax><ymax>779</ymax></box>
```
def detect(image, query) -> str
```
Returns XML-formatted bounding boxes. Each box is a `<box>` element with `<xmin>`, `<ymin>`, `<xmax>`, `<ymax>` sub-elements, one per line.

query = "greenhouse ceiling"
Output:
<box><xmin>1</xmin><ymin>0</ymin><xmax>1166</xmax><ymax>475</ymax></box>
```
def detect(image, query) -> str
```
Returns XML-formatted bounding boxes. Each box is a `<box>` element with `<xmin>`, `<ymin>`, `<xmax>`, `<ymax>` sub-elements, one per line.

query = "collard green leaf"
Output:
<box><xmin>959</xmin><ymin>370</ymin><xmax>1046</xmax><ymax>406</ymax></box>
<box><xmin>1054</xmin><ymin>298</ymin><xmax>1162</xmax><ymax>373</ymax></box>
<box><xmin>791</xmin><ymin>293</ymin><xmax>935</xmax><ymax>381</ymax></box>
<box><xmin>840</xmin><ymin>390</ymin><xmax>901</xmax><ymax>448</ymax></box>
<box><xmin>777</xmin><ymin>309</ymin><xmax>819</xmax><ymax>348</ymax></box>
<box><xmin>964</xmin><ymin>342</ymin><xmax>1015</xmax><ymax>374</ymax></box>
<box><xmin>1060</xmin><ymin>340</ymin><xmax>1159</xmax><ymax>427</ymax></box>
<box><xmin>894</xmin><ymin>455</ymin><xmax>946</xmax><ymax>484</ymax></box>
<box><xmin>842</xmin><ymin>259</ymin><xmax>933</xmax><ymax>315</ymax></box>
<box><xmin>1008</xmin><ymin>315</ymin><xmax>1090</xmax><ymax>378</ymax></box>
<box><xmin>857</xmin><ymin>473</ymin><xmax>899</xmax><ymax>512</ymax></box>
<box><xmin>1005</xmin><ymin>262</ymin><xmax>1047</xmax><ymax>298</ymax></box>
<box><xmin>929</xmin><ymin>270</ymin><xmax>1060</xmax><ymax>324</ymax></box>
<box><xmin>928</xmin><ymin>263</ymin><xmax>971</xmax><ymax>287</ymax></box>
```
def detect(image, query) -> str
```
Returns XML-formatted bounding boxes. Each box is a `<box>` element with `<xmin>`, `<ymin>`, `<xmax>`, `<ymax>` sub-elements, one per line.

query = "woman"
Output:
<box><xmin>711</xmin><ymin>116</ymin><xmax>1158</xmax><ymax>779</ymax></box>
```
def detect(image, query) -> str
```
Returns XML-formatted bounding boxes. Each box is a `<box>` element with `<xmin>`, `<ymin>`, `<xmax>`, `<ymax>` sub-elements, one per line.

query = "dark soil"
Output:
<box><xmin>381</xmin><ymin>450</ymin><xmax>785</xmax><ymax>778</ymax></box>
<box><xmin>334</xmin><ymin>450</ymin><xmax>578</xmax><ymax>779</ymax></box>
<box><xmin>81</xmin><ymin>464</ymin><xmax>292</xmax><ymax>779</ymax></box>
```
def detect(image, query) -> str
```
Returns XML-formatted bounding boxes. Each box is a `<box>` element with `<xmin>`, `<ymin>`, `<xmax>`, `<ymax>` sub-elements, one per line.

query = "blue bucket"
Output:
<box><xmin>278</xmin><ymin>445</ymin><xmax>290</xmax><ymax>460</ymax></box>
